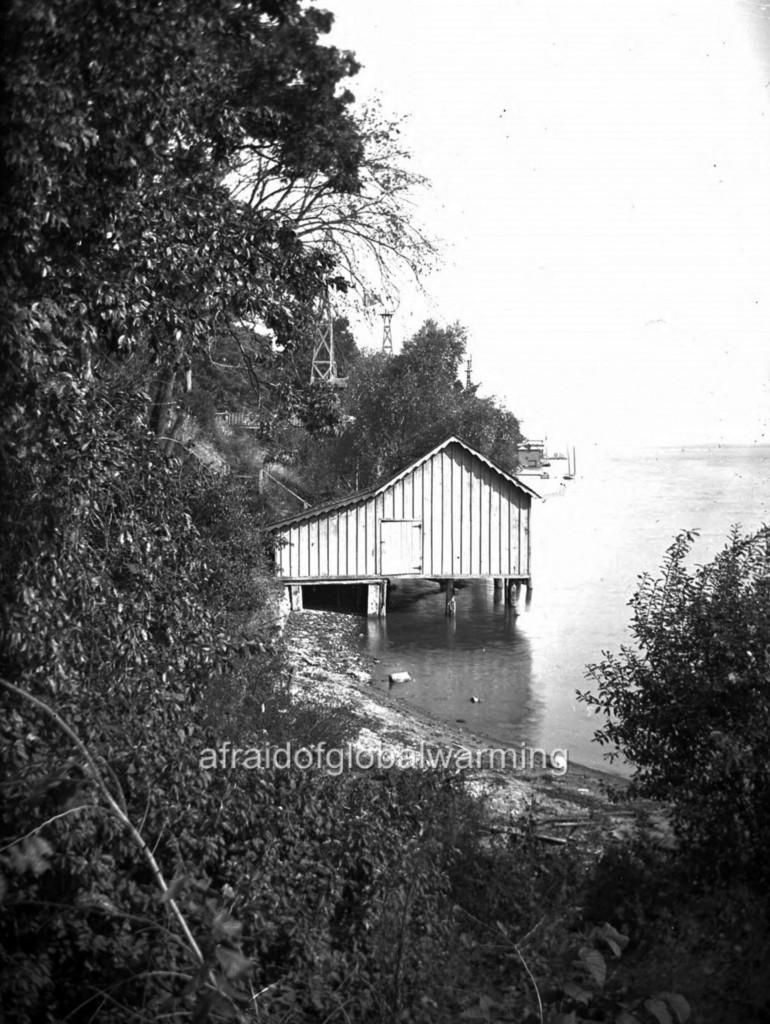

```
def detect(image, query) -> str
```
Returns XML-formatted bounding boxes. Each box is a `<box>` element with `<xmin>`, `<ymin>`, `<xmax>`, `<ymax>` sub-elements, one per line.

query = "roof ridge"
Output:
<box><xmin>268</xmin><ymin>435</ymin><xmax>538</xmax><ymax>529</ymax></box>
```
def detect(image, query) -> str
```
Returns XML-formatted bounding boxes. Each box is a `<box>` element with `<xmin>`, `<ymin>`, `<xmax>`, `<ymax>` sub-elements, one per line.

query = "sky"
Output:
<box><xmin>325</xmin><ymin>0</ymin><xmax>770</xmax><ymax>449</ymax></box>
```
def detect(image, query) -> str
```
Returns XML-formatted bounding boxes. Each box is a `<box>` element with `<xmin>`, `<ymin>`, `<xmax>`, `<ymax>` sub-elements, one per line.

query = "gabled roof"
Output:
<box><xmin>268</xmin><ymin>436</ymin><xmax>540</xmax><ymax>529</ymax></box>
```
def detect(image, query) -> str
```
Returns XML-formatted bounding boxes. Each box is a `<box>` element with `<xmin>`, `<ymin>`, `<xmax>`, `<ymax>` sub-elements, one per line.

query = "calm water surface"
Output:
<box><xmin>359</xmin><ymin>445</ymin><xmax>770</xmax><ymax>771</ymax></box>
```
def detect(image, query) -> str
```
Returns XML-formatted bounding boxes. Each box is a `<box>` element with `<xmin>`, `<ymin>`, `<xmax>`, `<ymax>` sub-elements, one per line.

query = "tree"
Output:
<box><xmin>0</xmin><ymin>0</ymin><xmax>366</xmax><ymax>440</ymax></box>
<box><xmin>578</xmin><ymin>527</ymin><xmax>770</xmax><ymax>884</ymax></box>
<box><xmin>0</xmin><ymin>4</ymin><xmax>399</xmax><ymax>1015</ymax></box>
<box><xmin>230</xmin><ymin>99</ymin><xmax>439</xmax><ymax>309</ymax></box>
<box><xmin>311</xmin><ymin>320</ymin><xmax>522</xmax><ymax>492</ymax></box>
<box><xmin>0</xmin><ymin>5</ymin><xmax>366</xmax><ymax>1006</ymax></box>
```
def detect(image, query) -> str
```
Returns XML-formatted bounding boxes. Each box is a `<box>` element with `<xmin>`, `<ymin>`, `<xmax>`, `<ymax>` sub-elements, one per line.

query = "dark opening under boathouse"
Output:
<box><xmin>269</xmin><ymin>436</ymin><xmax>540</xmax><ymax>616</ymax></box>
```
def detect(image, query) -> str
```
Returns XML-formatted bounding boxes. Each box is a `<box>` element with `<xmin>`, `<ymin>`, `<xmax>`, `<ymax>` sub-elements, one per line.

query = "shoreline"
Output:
<box><xmin>283</xmin><ymin>609</ymin><xmax>639</xmax><ymax>825</ymax></box>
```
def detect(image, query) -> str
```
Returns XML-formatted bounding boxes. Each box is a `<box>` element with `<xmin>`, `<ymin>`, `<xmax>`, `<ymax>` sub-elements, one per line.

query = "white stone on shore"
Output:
<box><xmin>347</xmin><ymin>669</ymin><xmax>371</xmax><ymax>684</ymax></box>
<box><xmin>388</xmin><ymin>671</ymin><xmax>411</xmax><ymax>685</ymax></box>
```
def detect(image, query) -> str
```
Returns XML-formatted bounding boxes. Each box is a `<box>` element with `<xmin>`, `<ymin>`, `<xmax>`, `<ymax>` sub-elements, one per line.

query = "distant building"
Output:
<box><xmin>516</xmin><ymin>439</ymin><xmax>546</xmax><ymax>469</ymax></box>
<box><xmin>215</xmin><ymin>410</ymin><xmax>261</xmax><ymax>430</ymax></box>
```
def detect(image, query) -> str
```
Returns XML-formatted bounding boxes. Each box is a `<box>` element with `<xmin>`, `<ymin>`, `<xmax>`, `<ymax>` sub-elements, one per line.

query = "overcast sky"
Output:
<box><xmin>326</xmin><ymin>0</ymin><xmax>770</xmax><ymax>449</ymax></box>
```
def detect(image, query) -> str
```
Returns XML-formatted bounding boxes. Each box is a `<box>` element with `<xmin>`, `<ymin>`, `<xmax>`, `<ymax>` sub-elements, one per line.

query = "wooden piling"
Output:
<box><xmin>445</xmin><ymin>579</ymin><xmax>456</xmax><ymax>616</ymax></box>
<box><xmin>367</xmin><ymin>581</ymin><xmax>388</xmax><ymax>618</ymax></box>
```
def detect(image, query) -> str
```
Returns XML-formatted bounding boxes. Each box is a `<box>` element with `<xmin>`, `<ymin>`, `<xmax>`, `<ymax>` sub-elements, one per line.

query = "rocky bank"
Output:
<box><xmin>282</xmin><ymin>609</ymin><xmax>673</xmax><ymax>849</ymax></box>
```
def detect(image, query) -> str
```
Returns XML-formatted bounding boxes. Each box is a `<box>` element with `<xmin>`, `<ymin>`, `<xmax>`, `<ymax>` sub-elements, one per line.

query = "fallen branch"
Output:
<box><xmin>0</xmin><ymin>678</ymin><xmax>204</xmax><ymax>965</ymax></box>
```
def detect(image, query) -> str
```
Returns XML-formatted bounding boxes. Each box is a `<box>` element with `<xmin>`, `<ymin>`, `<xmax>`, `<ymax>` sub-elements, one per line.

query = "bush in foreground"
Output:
<box><xmin>579</xmin><ymin>526</ymin><xmax>770</xmax><ymax>885</ymax></box>
<box><xmin>0</xmin><ymin>378</ymin><xmax>461</xmax><ymax>1022</ymax></box>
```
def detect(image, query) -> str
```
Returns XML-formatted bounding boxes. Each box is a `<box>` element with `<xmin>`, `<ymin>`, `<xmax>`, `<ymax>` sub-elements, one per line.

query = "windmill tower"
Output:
<box><xmin>380</xmin><ymin>311</ymin><xmax>394</xmax><ymax>355</ymax></box>
<box><xmin>310</xmin><ymin>286</ymin><xmax>340</xmax><ymax>383</ymax></box>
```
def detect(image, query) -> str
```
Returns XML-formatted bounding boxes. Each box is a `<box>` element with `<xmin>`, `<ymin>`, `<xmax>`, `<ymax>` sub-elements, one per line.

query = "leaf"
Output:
<box><xmin>162</xmin><ymin>872</ymin><xmax>188</xmax><ymax>903</ymax></box>
<box><xmin>578</xmin><ymin>945</ymin><xmax>607</xmax><ymax>988</ymax></box>
<box><xmin>215</xmin><ymin>946</ymin><xmax>252</xmax><ymax>981</ymax></box>
<box><xmin>659</xmin><ymin>993</ymin><xmax>691</xmax><ymax>1023</ymax></box>
<box><xmin>213</xmin><ymin>909</ymin><xmax>242</xmax><ymax>941</ymax></box>
<box><xmin>644</xmin><ymin>998</ymin><xmax>674</xmax><ymax>1024</ymax></box>
<box><xmin>5</xmin><ymin>836</ymin><xmax>54</xmax><ymax>877</ymax></box>
<box><xmin>594</xmin><ymin>921</ymin><xmax>630</xmax><ymax>958</ymax></box>
<box><xmin>563</xmin><ymin>980</ymin><xmax>591</xmax><ymax>1005</ymax></box>
<box><xmin>615</xmin><ymin>1013</ymin><xmax>641</xmax><ymax>1024</ymax></box>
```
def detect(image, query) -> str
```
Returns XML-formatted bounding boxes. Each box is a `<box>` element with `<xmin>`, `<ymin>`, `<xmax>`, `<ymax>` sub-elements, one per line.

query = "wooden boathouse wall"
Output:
<box><xmin>270</xmin><ymin>438</ymin><xmax>539</xmax><ymax>612</ymax></box>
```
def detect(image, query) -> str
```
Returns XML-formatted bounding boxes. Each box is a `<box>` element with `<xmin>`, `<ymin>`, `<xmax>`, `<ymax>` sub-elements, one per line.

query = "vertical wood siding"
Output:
<box><xmin>274</xmin><ymin>442</ymin><xmax>532</xmax><ymax>580</ymax></box>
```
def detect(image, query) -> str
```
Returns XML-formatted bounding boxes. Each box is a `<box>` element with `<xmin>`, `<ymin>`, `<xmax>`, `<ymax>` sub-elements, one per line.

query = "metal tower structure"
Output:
<box><xmin>310</xmin><ymin>287</ymin><xmax>337</xmax><ymax>383</ymax></box>
<box><xmin>465</xmin><ymin>356</ymin><xmax>472</xmax><ymax>388</ymax></box>
<box><xmin>380</xmin><ymin>311</ymin><xmax>393</xmax><ymax>355</ymax></box>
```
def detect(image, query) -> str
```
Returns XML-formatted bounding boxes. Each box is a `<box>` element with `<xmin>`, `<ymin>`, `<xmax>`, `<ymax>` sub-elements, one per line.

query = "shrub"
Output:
<box><xmin>578</xmin><ymin>527</ymin><xmax>770</xmax><ymax>885</ymax></box>
<box><xmin>0</xmin><ymin>378</ymin><xmax>469</xmax><ymax>1021</ymax></box>
<box><xmin>0</xmin><ymin>378</ymin><xmax>259</xmax><ymax>1018</ymax></box>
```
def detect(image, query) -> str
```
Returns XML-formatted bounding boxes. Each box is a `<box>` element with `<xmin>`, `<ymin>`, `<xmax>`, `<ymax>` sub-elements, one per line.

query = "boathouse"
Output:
<box><xmin>516</xmin><ymin>438</ymin><xmax>546</xmax><ymax>469</ymax></box>
<box><xmin>269</xmin><ymin>436</ymin><xmax>539</xmax><ymax>616</ymax></box>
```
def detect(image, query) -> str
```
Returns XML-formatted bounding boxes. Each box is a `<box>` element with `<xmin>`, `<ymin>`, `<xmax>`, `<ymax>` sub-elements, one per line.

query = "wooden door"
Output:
<box><xmin>379</xmin><ymin>519</ymin><xmax>422</xmax><ymax>575</ymax></box>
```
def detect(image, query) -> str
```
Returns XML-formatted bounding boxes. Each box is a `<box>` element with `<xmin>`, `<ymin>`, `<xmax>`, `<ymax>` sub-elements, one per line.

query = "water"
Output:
<box><xmin>360</xmin><ymin>445</ymin><xmax>770</xmax><ymax>772</ymax></box>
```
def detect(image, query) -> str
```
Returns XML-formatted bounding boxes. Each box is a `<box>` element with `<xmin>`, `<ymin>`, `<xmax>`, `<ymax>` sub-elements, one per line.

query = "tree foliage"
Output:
<box><xmin>231</xmin><ymin>99</ymin><xmax>439</xmax><ymax>309</ymax></box>
<box><xmin>0</xmin><ymin>3</ymin><xmax>446</xmax><ymax>1017</ymax></box>
<box><xmin>308</xmin><ymin>320</ymin><xmax>523</xmax><ymax>493</ymax></box>
<box><xmin>579</xmin><ymin>527</ymin><xmax>770</xmax><ymax>884</ymax></box>
<box><xmin>0</xmin><ymin>4</ymin><xmax>550</xmax><ymax>1020</ymax></box>
<box><xmin>0</xmin><ymin>368</ymin><xmax>468</xmax><ymax>1021</ymax></box>
<box><xmin>0</xmin><ymin>0</ymin><xmax>366</xmax><ymax>445</ymax></box>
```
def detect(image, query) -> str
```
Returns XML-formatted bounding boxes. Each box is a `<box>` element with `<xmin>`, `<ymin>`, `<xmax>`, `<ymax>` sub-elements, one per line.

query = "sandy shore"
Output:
<box><xmin>282</xmin><ymin>610</ymin><xmax>673</xmax><ymax>844</ymax></box>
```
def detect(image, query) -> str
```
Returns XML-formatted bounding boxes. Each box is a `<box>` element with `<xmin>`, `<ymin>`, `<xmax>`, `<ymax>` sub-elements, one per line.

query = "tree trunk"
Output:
<box><xmin>149</xmin><ymin>364</ymin><xmax>178</xmax><ymax>439</ymax></box>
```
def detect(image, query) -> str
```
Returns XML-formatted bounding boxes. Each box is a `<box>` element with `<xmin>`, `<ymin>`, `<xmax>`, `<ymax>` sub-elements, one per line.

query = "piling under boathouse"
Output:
<box><xmin>269</xmin><ymin>436</ymin><xmax>539</xmax><ymax>616</ymax></box>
